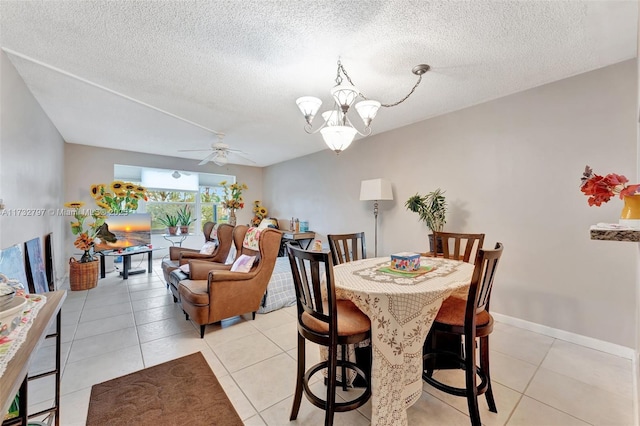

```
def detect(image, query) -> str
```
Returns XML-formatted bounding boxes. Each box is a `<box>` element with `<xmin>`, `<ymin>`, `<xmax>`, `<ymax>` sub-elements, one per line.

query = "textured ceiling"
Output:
<box><xmin>0</xmin><ymin>1</ymin><xmax>637</xmax><ymax>167</ymax></box>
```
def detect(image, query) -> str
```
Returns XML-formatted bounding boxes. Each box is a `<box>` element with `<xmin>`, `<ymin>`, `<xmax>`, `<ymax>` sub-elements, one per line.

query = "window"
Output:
<box><xmin>200</xmin><ymin>186</ymin><xmax>223</xmax><ymax>225</ymax></box>
<box><xmin>114</xmin><ymin>165</ymin><xmax>235</xmax><ymax>235</ymax></box>
<box><xmin>146</xmin><ymin>190</ymin><xmax>197</xmax><ymax>234</ymax></box>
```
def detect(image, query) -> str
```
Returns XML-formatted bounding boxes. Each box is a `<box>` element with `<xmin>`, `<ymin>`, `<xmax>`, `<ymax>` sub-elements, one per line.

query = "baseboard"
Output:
<box><xmin>492</xmin><ymin>312</ymin><xmax>635</xmax><ymax>360</ymax></box>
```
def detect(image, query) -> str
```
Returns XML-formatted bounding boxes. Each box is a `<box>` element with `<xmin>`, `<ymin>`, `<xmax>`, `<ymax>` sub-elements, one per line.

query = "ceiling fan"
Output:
<box><xmin>178</xmin><ymin>134</ymin><xmax>254</xmax><ymax>166</ymax></box>
<box><xmin>171</xmin><ymin>170</ymin><xmax>191</xmax><ymax>179</ymax></box>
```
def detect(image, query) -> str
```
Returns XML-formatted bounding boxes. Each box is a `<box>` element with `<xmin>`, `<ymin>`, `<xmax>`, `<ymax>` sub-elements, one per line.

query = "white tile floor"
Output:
<box><xmin>26</xmin><ymin>259</ymin><xmax>634</xmax><ymax>425</ymax></box>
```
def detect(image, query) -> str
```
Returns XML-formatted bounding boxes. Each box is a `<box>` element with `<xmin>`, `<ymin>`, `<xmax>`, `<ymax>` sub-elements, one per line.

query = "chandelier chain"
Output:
<box><xmin>337</xmin><ymin>62</ymin><xmax>423</xmax><ymax>108</ymax></box>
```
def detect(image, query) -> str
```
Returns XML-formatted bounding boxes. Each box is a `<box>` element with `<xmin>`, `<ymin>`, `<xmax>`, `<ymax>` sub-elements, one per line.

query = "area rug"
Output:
<box><xmin>86</xmin><ymin>352</ymin><xmax>243</xmax><ymax>426</ymax></box>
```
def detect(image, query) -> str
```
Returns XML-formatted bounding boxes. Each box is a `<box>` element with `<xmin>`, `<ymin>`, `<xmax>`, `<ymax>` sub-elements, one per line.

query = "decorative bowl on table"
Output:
<box><xmin>0</xmin><ymin>282</ymin><xmax>16</xmax><ymax>310</ymax></box>
<box><xmin>0</xmin><ymin>295</ymin><xmax>27</xmax><ymax>337</ymax></box>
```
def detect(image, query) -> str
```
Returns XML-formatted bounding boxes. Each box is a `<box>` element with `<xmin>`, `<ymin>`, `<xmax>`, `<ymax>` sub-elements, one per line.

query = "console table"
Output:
<box><xmin>280</xmin><ymin>231</ymin><xmax>315</xmax><ymax>249</ymax></box>
<box><xmin>1</xmin><ymin>290</ymin><xmax>66</xmax><ymax>426</ymax></box>
<box><xmin>97</xmin><ymin>246</ymin><xmax>160</xmax><ymax>279</ymax></box>
<box><xmin>277</xmin><ymin>230</ymin><xmax>315</xmax><ymax>256</ymax></box>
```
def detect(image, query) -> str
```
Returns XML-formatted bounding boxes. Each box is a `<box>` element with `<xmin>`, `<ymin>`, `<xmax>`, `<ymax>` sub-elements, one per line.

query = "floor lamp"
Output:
<box><xmin>360</xmin><ymin>178</ymin><xmax>393</xmax><ymax>257</ymax></box>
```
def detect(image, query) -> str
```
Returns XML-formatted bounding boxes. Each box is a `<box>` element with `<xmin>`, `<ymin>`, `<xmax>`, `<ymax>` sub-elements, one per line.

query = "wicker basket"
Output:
<box><xmin>69</xmin><ymin>257</ymin><xmax>99</xmax><ymax>291</ymax></box>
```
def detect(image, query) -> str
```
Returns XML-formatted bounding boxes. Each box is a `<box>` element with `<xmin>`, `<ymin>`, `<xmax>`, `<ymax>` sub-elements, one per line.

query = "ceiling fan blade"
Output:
<box><xmin>198</xmin><ymin>151</ymin><xmax>218</xmax><ymax>165</ymax></box>
<box><xmin>178</xmin><ymin>149</ymin><xmax>213</xmax><ymax>152</ymax></box>
<box><xmin>232</xmin><ymin>152</ymin><xmax>256</xmax><ymax>164</ymax></box>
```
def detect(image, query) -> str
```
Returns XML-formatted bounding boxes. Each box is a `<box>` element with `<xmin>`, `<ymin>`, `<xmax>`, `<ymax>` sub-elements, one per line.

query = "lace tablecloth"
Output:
<box><xmin>0</xmin><ymin>294</ymin><xmax>47</xmax><ymax>377</ymax></box>
<box><xmin>333</xmin><ymin>257</ymin><xmax>473</xmax><ymax>426</ymax></box>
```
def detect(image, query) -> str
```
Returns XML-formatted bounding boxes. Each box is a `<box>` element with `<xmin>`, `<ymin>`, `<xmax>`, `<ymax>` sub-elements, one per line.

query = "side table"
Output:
<box><xmin>162</xmin><ymin>233</ymin><xmax>192</xmax><ymax>247</ymax></box>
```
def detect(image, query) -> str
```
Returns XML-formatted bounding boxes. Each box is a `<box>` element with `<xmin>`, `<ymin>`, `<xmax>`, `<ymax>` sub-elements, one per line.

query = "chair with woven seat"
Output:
<box><xmin>327</xmin><ymin>232</ymin><xmax>366</xmax><ymax>265</ymax></box>
<box><xmin>287</xmin><ymin>244</ymin><xmax>371</xmax><ymax>426</ymax></box>
<box><xmin>430</xmin><ymin>231</ymin><xmax>485</xmax><ymax>262</ymax></box>
<box><xmin>422</xmin><ymin>242</ymin><xmax>504</xmax><ymax>426</ymax></box>
<box><xmin>161</xmin><ymin>223</ymin><xmax>234</xmax><ymax>302</ymax></box>
<box><xmin>178</xmin><ymin>225</ymin><xmax>282</xmax><ymax>338</ymax></box>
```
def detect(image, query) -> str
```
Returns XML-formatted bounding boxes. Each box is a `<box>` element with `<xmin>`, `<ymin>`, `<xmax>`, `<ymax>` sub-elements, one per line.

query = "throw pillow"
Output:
<box><xmin>200</xmin><ymin>241</ymin><xmax>217</xmax><ymax>255</ymax></box>
<box><xmin>179</xmin><ymin>263</ymin><xmax>190</xmax><ymax>274</ymax></box>
<box><xmin>230</xmin><ymin>254</ymin><xmax>256</xmax><ymax>273</ymax></box>
<box><xmin>209</xmin><ymin>224</ymin><xmax>218</xmax><ymax>241</ymax></box>
<box><xmin>242</xmin><ymin>227</ymin><xmax>261</xmax><ymax>251</ymax></box>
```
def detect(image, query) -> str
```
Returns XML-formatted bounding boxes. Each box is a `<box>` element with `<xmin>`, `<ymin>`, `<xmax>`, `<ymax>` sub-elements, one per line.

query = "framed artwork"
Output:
<box><xmin>45</xmin><ymin>232</ymin><xmax>56</xmax><ymax>291</ymax></box>
<box><xmin>25</xmin><ymin>237</ymin><xmax>49</xmax><ymax>294</ymax></box>
<box><xmin>0</xmin><ymin>244</ymin><xmax>29</xmax><ymax>293</ymax></box>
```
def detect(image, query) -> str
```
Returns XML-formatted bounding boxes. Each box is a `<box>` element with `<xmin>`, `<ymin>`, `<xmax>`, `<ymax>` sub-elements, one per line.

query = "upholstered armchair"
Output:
<box><xmin>178</xmin><ymin>225</ymin><xmax>282</xmax><ymax>338</ymax></box>
<box><xmin>161</xmin><ymin>223</ymin><xmax>234</xmax><ymax>301</ymax></box>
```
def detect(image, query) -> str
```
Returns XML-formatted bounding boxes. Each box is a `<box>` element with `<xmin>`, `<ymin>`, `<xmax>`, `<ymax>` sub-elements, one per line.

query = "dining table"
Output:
<box><xmin>332</xmin><ymin>256</ymin><xmax>474</xmax><ymax>426</ymax></box>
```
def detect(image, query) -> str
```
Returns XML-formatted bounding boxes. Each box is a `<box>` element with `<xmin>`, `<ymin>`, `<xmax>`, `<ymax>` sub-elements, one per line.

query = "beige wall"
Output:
<box><xmin>63</xmin><ymin>143</ymin><xmax>263</xmax><ymax>257</ymax></box>
<box><xmin>0</xmin><ymin>51</ymin><xmax>66</xmax><ymax>287</ymax></box>
<box><xmin>263</xmin><ymin>60</ymin><xmax>638</xmax><ymax>348</ymax></box>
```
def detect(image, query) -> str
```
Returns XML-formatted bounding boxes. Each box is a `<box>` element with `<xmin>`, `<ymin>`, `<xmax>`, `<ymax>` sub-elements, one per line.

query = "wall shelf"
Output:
<box><xmin>590</xmin><ymin>224</ymin><xmax>640</xmax><ymax>242</ymax></box>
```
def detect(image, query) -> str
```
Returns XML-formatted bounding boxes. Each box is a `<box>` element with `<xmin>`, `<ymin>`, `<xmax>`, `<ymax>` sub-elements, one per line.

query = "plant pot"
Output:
<box><xmin>427</xmin><ymin>233</ymin><xmax>443</xmax><ymax>255</ymax></box>
<box><xmin>167</xmin><ymin>226</ymin><xmax>178</xmax><ymax>235</ymax></box>
<box><xmin>619</xmin><ymin>194</ymin><xmax>640</xmax><ymax>228</ymax></box>
<box><xmin>179</xmin><ymin>226</ymin><xmax>189</xmax><ymax>235</ymax></box>
<box><xmin>69</xmin><ymin>257</ymin><xmax>98</xmax><ymax>291</ymax></box>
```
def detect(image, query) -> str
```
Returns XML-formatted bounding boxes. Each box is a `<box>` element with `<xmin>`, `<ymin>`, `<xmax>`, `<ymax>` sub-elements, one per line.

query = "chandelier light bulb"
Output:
<box><xmin>355</xmin><ymin>100</ymin><xmax>381</xmax><ymax>128</ymax></box>
<box><xmin>296</xmin><ymin>96</ymin><xmax>322</xmax><ymax>125</ymax></box>
<box><xmin>320</xmin><ymin>126</ymin><xmax>357</xmax><ymax>154</ymax></box>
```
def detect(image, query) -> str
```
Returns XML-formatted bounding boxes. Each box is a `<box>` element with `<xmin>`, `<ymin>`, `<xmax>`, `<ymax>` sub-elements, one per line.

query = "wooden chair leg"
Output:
<box><xmin>326</xmin><ymin>341</ymin><xmax>338</xmax><ymax>426</ymax></box>
<box><xmin>200</xmin><ymin>324</ymin><xmax>205</xmax><ymax>338</ymax></box>
<box><xmin>341</xmin><ymin>344</ymin><xmax>348</xmax><ymax>391</ymax></box>
<box><xmin>290</xmin><ymin>334</ymin><xmax>305</xmax><ymax>420</ymax></box>
<box><xmin>252</xmin><ymin>311</ymin><xmax>256</xmax><ymax>320</ymax></box>
<box><xmin>184</xmin><ymin>311</ymin><xmax>189</xmax><ymax>320</ymax></box>
<box><xmin>465</xmin><ymin>334</ymin><xmax>481</xmax><ymax>426</ymax></box>
<box><xmin>480</xmin><ymin>336</ymin><xmax>497</xmax><ymax>412</ymax></box>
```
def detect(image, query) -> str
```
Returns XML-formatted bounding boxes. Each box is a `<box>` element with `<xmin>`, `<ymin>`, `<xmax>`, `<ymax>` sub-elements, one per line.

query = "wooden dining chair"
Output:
<box><xmin>287</xmin><ymin>243</ymin><xmax>371</xmax><ymax>426</ymax></box>
<box><xmin>327</xmin><ymin>232</ymin><xmax>366</xmax><ymax>265</ymax></box>
<box><xmin>431</xmin><ymin>231</ymin><xmax>485</xmax><ymax>262</ymax></box>
<box><xmin>422</xmin><ymin>242</ymin><xmax>504</xmax><ymax>426</ymax></box>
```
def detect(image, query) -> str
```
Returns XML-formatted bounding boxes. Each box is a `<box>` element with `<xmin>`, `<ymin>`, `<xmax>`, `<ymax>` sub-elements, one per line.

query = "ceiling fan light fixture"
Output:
<box><xmin>172</xmin><ymin>170</ymin><xmax>181</xmax><ymax>179</ymax></box>
<box><xmin>297</xmin><ymin>59</ymin><xmax>428</xmax><ymax>154</ymax></box>
<box><xmin>213</xmin><ymin>153</ymin><xmax>228</xmax><ymax>166</ymax></box>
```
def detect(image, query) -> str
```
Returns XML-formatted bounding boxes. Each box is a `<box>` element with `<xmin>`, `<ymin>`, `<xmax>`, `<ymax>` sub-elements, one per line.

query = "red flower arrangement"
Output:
<box><xmin>580</xmin><ymin>165</ymin><xmax>640</xmax><ymax>206</ymax></box>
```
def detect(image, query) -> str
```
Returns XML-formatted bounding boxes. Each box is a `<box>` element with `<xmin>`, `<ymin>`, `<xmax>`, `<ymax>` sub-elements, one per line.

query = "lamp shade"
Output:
<box><xmin>360</xmin><ymin>178</ymin><xmax>393</xmax><ymax>201</ymax></box>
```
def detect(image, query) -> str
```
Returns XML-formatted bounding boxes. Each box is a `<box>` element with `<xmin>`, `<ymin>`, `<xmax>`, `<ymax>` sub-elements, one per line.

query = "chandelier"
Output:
<box><xmin>296</xmin><ymin>60</ymin><xmax>430</xmax><ymax>153</ymax></box>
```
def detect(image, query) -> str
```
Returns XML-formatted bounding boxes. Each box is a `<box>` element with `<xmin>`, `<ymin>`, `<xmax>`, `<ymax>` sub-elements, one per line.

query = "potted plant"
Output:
<box><xmin>405</xmin><ymin>188</ymin><xmax>447</xmax><ymax>253</ymax></box>
<box><xmin>64</xmin><ymin>201</ymin><xmax>106</xmax><ymax>290</ymax></box>
<box><xmin>177</xmin><ymin>205</ymin><xmax>195</xmax><ymax>234</ymax></box>
<box><xmin>159</xmin><ymin>213</ymin><xmax>179</xmax><ymax>235</ymax></box>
